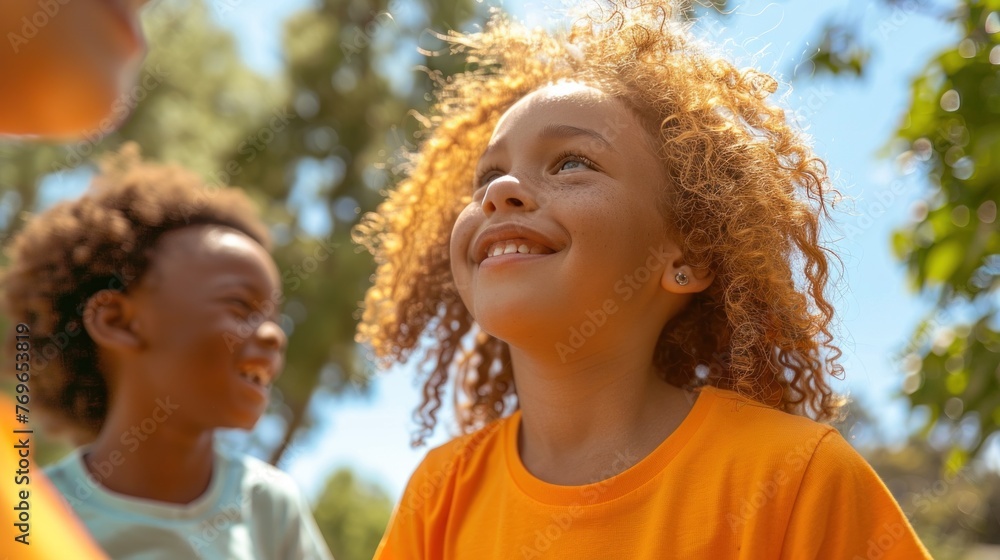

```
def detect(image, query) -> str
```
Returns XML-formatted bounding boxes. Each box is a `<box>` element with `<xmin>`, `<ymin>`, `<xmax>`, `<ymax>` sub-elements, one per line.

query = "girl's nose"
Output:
<box><xmin>481</xmin><ymin>174</ymin><xmax>539</xmax><ymax>216</ymax></box>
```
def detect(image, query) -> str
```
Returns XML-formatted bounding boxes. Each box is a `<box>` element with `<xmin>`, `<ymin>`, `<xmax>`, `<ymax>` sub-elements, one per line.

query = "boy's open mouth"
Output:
<box><xmin>237</xmin><ymin>365</ymin><xmax>273</xmax><ymax>387</ymax></box>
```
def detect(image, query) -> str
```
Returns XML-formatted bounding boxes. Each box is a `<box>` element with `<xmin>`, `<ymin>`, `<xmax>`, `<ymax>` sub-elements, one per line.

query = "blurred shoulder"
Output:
<box><xmin>218</xmin><ymin>446</ymin><xmax>303</xmax><ymax>508</ymax></box>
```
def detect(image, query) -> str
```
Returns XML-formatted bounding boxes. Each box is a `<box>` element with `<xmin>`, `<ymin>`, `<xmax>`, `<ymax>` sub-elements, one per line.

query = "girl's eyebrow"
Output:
<box><xmin>537</xmin><ymin>124</ymin><xmax>617</xmax><ymax>154</ymax></box>
<box><xmin>480</xmin><ymin>123</ymin><xmax>618</xmax><ymax>162</ymax></box>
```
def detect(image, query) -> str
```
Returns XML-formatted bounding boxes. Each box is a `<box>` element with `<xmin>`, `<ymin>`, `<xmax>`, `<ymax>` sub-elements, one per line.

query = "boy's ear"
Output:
<box><xmin>658</xmin><ymin>240</ymin><xmax>715</xmax><ymax>295</ymax></box>
<box><xmin>82</xmin><ymin>290</ymin><xmax>143</xmax><ymax>351</ymax></box>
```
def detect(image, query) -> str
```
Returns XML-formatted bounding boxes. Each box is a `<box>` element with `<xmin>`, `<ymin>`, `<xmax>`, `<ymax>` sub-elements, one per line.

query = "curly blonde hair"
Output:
<box><xmin>2</xmin><ymin>143</ymin><xmax>270</xmax><ymax>435</ymax></box>
<box><xmin>354</xmin><ymin>0</ymin><xmax>848</xmax><ymax>446</ymax></box>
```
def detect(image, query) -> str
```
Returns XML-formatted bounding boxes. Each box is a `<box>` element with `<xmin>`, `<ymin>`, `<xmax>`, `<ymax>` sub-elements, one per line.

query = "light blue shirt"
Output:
<box><xmin>45</xmin><ymin>444</ymin><xmax>334</xmax><ymax>560</ymax></box>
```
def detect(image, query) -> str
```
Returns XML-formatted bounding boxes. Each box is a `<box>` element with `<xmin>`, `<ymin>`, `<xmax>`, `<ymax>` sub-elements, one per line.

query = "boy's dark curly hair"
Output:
<box><xmin>1</xmin><ymin>143</ymin><xmax>270</xmax><ymax>437</ymax></box>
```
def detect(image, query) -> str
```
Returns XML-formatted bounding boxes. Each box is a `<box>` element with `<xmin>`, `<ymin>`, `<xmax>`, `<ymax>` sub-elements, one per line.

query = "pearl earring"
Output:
<box><xmin>675</xmin><ymin>272</ymin><xmax>689</xmax><ymax>286</ymax></box>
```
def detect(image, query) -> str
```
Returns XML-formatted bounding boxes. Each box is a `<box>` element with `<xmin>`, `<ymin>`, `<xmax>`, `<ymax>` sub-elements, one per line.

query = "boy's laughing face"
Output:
<box><xmin>106</xmin><ymin>224</ymin><xmax>286</xmax><ymax>432</ymax></box>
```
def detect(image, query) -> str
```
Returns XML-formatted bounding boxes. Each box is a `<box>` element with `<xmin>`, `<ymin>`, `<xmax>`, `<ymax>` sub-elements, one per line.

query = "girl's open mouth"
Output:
<box><xmin>479</xmin><ymin>251</ymin><xmax>554</xmax><ymax>271</ymax></box>
<box><xmin>484</xmin><ymin>240</ymin><xmax>552</xmax><ymax>258</ymax></box>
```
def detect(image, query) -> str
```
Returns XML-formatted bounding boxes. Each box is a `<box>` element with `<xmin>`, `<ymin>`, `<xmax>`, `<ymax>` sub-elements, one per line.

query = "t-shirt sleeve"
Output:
<box><xmin>373</xmin><ymin>460</ymin><xmax>430</xmax><ymax>560</ymax></box>
<box><xmin>244</xmin><ymin>458</ymin><xmax>334</xmax><ymax>560</ymax></box>
<box><xmin>5</xmin><ymin>433</ymin><xmax>108</xmax><ymax>559</ymax></box>
<box><xmin>279</xmin><ymin>483</ymin><xmax>336</xmax><ymax>560</ymax></box>
<box><xmin>780</xmin><ymin>429</ymin><xmax>933</xmax><ymax>560</ymax></box>
<box><xmin>374</xmin><ymin>443</ymin><xmax>459</xmax><ymax>560</ymax></box>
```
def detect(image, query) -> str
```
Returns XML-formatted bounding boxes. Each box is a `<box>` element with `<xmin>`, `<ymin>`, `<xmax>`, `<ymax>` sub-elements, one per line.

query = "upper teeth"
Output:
<box><xmin>486</xmin><ymin>241</ymin><xmax>549</xmax><ymax>258</ymax></box>
<box><xmin>239</xmin><ymin>366</ymin><xmax>269</xmax><ymax>386</ymax></box>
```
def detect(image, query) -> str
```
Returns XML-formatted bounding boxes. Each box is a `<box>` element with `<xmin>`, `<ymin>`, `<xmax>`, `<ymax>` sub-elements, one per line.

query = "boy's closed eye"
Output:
<box><xmin>223</xmin><ymin>297</ymin><xmax>255</xmax><ymax>315</ymax></box>
<box><xmin>221</xmin><ymin>295</ymin><xmax>282</xmax><ymax>324</ymax></box>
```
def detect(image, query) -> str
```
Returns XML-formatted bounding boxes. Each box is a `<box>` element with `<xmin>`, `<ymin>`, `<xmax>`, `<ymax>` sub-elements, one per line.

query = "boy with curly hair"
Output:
<box><xmin>357</xmin><ymin>1</ymin><xmax>932</xmax><ymax>558</ymax></box>
<box><xmin>2</xmin><ymin>145</ymin><xmax>333</xmax><ymax>559</ymax></box>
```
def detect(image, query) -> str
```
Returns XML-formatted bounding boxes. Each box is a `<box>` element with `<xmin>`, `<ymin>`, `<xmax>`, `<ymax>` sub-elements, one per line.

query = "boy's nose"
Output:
<box><xmin>254</xmin><ymin>320</ymin><xmax>287</xmax><ymax>351</ymax></box>
<box><xmin>481</xmin><ymin>175</ymin><xmax>539</xmax><ymax>216</ymax></box>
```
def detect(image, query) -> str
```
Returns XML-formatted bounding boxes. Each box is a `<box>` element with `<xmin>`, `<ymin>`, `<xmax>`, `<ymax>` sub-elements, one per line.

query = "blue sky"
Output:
<box><xmin>140</xmin><ymin>0</ymin><xmax>962</xmax><ymax>502</ymax></box>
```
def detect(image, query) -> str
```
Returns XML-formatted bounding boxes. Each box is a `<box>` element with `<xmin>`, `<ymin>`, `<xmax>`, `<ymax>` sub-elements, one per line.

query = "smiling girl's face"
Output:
<box><xmin>450</xmin><ymin>82</ymin><xmax>696</xmax><ymax>357</ymax></box>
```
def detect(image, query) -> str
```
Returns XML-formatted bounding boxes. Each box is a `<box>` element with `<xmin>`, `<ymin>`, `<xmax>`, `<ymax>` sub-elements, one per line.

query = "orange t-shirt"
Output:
<box><xmin>0</xmin><ymin>395</ymin><xmax>108</xmax><ymax>559</ymax></box>
<box><xmin>375</xmin><ymin>385</ymin><xmax>932</xmax><ymax>559</ymax></box>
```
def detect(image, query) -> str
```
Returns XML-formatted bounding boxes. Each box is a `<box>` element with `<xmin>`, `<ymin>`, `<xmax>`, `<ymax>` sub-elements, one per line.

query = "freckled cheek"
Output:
<box><xmin>563</xmin><ymin>196</ymin><xmax>625</xmax><ymax>244</ymax></box>
<box><xmin>571</xmin><ymin>208</ymin><xmax>642</xmax><ymax>273</ymax></box>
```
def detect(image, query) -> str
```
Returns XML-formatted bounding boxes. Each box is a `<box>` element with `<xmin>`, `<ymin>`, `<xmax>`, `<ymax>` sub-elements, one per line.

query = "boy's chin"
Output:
<box><xmin>232</xmin><ymin>419</ymin><xmax>262</xmax><ymax>431</ymax></box>
<box><xmin>218</xmin><ymin>411</ymin><xmax>267</xmax><ymax>432</ymax></box>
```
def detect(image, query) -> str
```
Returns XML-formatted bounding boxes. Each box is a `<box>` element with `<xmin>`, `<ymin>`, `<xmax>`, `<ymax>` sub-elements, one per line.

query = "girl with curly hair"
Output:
<box><xmin>357</xmin><ymin>1</ymin><xmax>932</xmax><ymax>558</ymax></box>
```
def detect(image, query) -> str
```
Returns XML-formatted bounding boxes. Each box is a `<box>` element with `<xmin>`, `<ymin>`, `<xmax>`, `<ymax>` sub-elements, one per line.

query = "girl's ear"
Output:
<box><xmin>82</xmin><ymin>289</ymin><xmax>143</xmax><ymax>351</ymax></box>
<box><xmin>659</xmin><ymin>241</ymin><xmax>715</xmax><ymax>295</ymax></box>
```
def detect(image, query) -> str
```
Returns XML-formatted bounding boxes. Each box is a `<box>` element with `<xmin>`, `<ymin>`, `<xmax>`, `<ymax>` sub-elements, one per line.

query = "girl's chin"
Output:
<box><xmin>474</xmin><ymin>318</ymin><xmax>561</xmax><ymax>349</ymax></box>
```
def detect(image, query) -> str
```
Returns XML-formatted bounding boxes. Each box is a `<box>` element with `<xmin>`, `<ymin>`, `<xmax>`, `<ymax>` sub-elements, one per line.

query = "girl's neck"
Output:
<box><xmin>511</xmin><ymin>346</ymin><xmax>696</xmax><ymax>486</ymax></box>
<box><xmin>83</xmin><ymin>398</ymin><xmax>215</xmax><ymax>505</ymax></box>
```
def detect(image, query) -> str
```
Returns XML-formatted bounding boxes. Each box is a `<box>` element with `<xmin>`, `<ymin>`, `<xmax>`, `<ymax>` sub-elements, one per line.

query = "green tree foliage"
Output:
<box><xmin>799</xmin><ymin>0</ymin><xmax>1000</xmax><ymax>467</ymax></box>
<box><xmin>888</xmin><ymin>2</ymin><xmax>1000</xmax><ymax>467</ymax></box>
<box><xmin>0</xmin><ymin>0</ymin><xmax>484</xmax><ymax>466</ymax></box>
<box><xmin>312</xmin><ymin>468</ymin><xmax>394</xmax><ymax>560</ymax></box>
<box><xmin>218</xmin><ymin>0</ymin><xmax>485</xmax><ymax>463</ymax></box>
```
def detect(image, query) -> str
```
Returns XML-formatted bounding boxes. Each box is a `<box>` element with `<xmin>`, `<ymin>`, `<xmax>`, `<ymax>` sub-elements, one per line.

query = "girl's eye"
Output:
<box><xmin>556</xmin><ymin>153</ymin><xmax>597</xmax><ymax>172</ymax></box>
<box><xmin>474</xmin><ymin>152</ymin><xmax>596</xmax><ymax>190</ymax></box>
<box><xmin>476</xmin><ymin>167</ymin><xmax>503</xmax><ymax>189</ymax></box>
